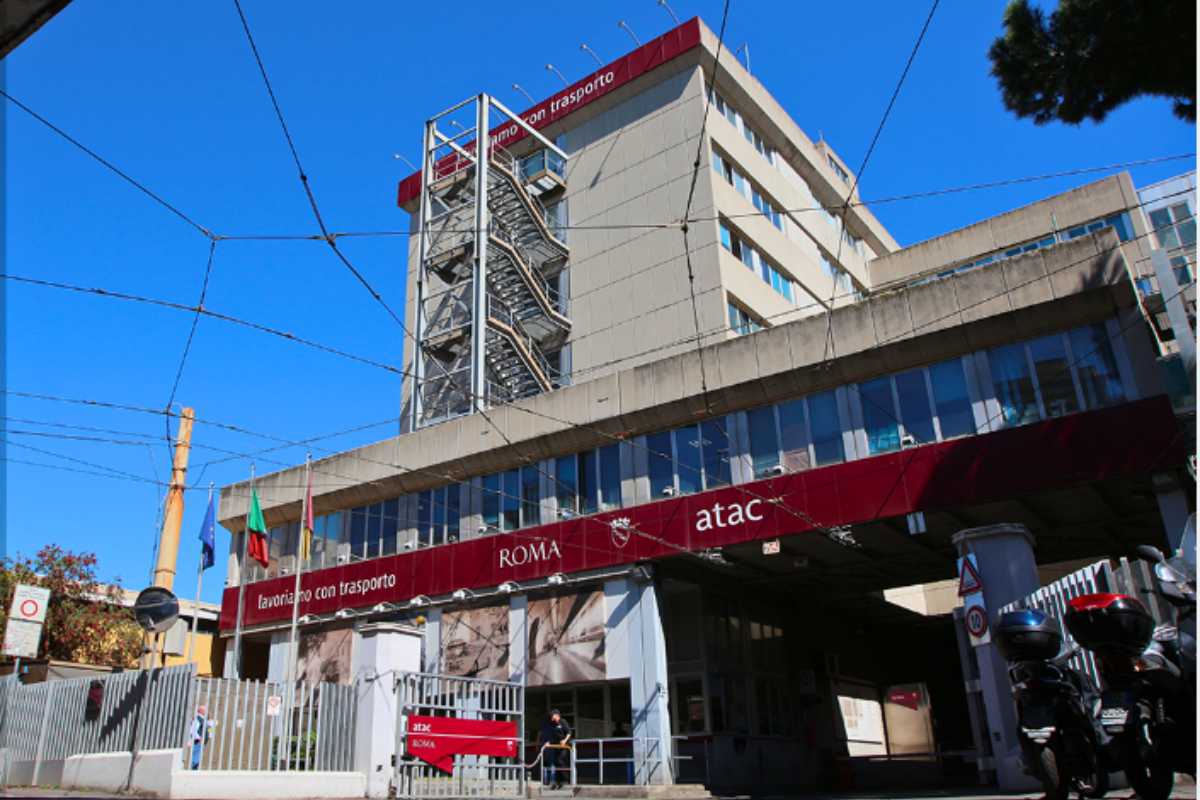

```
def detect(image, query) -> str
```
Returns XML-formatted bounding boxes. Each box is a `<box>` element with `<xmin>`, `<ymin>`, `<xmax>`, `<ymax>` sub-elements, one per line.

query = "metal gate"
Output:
<box><xmin>393</xmin><ymin>672</ymin><xmax>525</xmax><ymax>800</ymax></box>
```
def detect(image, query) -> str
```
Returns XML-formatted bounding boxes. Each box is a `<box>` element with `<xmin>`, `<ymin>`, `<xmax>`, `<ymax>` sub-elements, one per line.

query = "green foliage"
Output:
<box><xmin>989</xmin><ymin>0</ymin><xmax>1196</xmax><ymax>125</ymax></box>
<box><xmin>0</xmin><ymin>545</ymin><xmax>143</xmax><ymax>667</ymax></box>
<box><xmin>271</xmin><ymin>730</ymin><xmax>318</xmax><ymax>770</ymax></box>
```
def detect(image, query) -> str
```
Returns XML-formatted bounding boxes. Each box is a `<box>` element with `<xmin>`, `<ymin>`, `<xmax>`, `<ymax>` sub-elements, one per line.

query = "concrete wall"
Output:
<box><xmin>868</xmin><ymin>173</ymin><xmax>1149</xmax><ymax>287</ymax></box>
<box><xmin>219</xmin><ymin>227</ymin><xmax>1144</xmax><ymax>541</ymax></box>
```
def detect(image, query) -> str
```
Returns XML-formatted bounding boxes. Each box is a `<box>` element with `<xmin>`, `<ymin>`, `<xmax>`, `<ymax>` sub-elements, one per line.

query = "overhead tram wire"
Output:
<box><xmin>0</xmin><ymin>90</ymin><xmax>216</xmax><ymax>241</ymax></box>
<box><xmin>231</xmin><ymin>0</ymin><xmax>413</xmax><ymax>338</ymax></box>
<box><xmin>162</xmin><ymin>238</ymin><xmax>220</xmax><ymax>465</ymax></box>
<box><xmin>823</xmin><ymin>0</ymin><xmax>940</xmax><ymax>364</ymax></box>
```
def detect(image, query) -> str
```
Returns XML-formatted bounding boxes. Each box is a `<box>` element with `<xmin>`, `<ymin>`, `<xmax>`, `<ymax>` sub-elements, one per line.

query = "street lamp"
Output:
<box><xmin>580</xmin><ymin>43</ymin><xmax>603</xmax><ymax>67</ymax></box>
<box><xmin>545</xmin><ymin>63</ymin><xmax>568</xmax><ymax>86</ymax></box>
<box><xmin>617</xmin><ymin>20</ymin><xmax>641</xmax><ymax>46</ymax></box>
<box><xmin>512</xmin><ymin>83</ymin><xmax>535</xmax><ymax>105</ymax></box>
<box><xmin>657</xmin><ymin>0</ymin><xmax>680</xmax><ymax>24</ymax></box>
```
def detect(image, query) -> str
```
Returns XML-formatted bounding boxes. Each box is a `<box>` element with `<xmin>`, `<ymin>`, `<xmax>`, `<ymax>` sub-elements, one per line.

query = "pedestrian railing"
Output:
<box><xmin>567</xmin><ymin>736</ymin><xmax>686</xmax><ymax>786</ymax></box>
<box><xmin>0</xmin><ymin>664</ymin><xmax>195</xmax><ymax>785</ymax></box>
<box><xmin>188</xmin><ymin>676</ymin><xmax>356</xmax><ymax>772</ymax></box>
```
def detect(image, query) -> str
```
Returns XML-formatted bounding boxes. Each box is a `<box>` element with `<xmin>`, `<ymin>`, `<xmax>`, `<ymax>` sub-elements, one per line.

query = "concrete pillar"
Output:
<box><xmin>1153</xmin><ymin>473</ymin><xmax>1191</xmax><ymax>553</ymax></box>
<box><xmin>422</xmin><ymin>609</ymin><xmax>441</xmax><ymax>673</ymax></box>
<box><xmin>952</xmin><ymin>524</ymin><xmax>1039</xmax><ymax>792</ymax></box>
<box><xmin>351</xmin><ymin>623</ymin><xmax>422</xmax><ymax>799</ymax></box>
<box><xmin>509</xmin><ymin>595</ymin><xmax>528</xmax><ymax>685</ymax></box>
<box><xmin>623</xmin><ymin>571</ymin><xmax>673</xmax><ymax>785</ymax></box>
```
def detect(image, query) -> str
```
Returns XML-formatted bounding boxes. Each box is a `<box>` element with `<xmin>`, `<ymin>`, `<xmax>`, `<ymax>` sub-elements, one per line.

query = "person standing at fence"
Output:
<box><xmin>538</xmin><ymin>709</ymin><xmax>572</xmax><ymax>789</ymax></box>
<box><xmin>190</xmin><ymin>705</ymin><xmax>213</xmax><ymax>769</ymax></box>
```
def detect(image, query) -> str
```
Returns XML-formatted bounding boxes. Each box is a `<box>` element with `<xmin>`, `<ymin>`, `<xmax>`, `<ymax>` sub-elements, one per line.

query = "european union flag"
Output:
<box><xmin>199</xmin><ymin>496</ymin><xmax>216</xmax><ymax>571</ymax></box>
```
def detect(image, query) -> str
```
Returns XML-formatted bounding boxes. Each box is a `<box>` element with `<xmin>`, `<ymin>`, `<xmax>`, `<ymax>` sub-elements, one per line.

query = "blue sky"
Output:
<box><xmin>3</xmin><ymin>1</ymin><xmax>1194</xmax><ymax>604</ymax></box>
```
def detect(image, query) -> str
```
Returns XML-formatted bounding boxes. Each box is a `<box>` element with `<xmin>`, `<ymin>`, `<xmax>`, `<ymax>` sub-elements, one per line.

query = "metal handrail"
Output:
<box><xmin>567</xmin><ymin>737</ymin><xmax>677</xmax><ymax>786</ymax></box>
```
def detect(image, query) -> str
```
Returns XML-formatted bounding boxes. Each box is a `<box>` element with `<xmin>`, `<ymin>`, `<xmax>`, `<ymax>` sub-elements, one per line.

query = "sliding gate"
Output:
<box><xmin>393</xmin><ymin>672</ymin><xmax>525</xmax><ymax>799</ymax></box>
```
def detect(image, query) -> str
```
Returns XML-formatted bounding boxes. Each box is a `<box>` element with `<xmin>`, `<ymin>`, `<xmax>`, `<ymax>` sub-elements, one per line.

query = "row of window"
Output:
<box><xmin>710</xmin><ymin>87</ymin><xmax>871</xmax><ymax>270</ymax></box>
<box><xmin>719</xmin><ymin>219</ymin><xmax>817</xmax><ymax>305</ymax></box>
<box><xmin>711</xmin><ymin>149</ymin><xmax>784</xmax><ymax>231</ymax></box>
<box><xmin>246</xmin><ymin>320</ymin><xmax>1130</xmax><ymax>583</ymax></box>
<box><xmin>925</xmin><ymin>213</ymin><xmax>1134</xmax><ymax>284</ymax></box>
<box><xmin>712</xmin><ymin>91</ymin><xmax>775</xmax><ymax>165</ymax></box>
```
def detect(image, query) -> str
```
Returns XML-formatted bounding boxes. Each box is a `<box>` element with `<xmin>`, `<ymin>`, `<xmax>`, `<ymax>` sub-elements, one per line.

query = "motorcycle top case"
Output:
<box><xmin>1065</xmin><ymin>593</ymin><xmax>1155</xmax><ymax>657</ymax></box>
<box><xmin>996</xmin><ymin>608</ymin><xmax>1063</xmax><ymax>662</ymax></box>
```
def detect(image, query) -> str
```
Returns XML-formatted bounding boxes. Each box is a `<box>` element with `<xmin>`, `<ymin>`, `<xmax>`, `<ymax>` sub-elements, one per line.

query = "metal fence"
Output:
<box><xmin>0</xmin><ymin>664</ymin><xmax>195</xmax><ymax>784</ymax></box>
<box><xmin>1000</xmin><ymin>556</ymin><xmax>1167</xmax><ymax>687</ymax></box>
<box><xmin>189</xmin><ymin>677</ymin><xmax>356</xmax><ymax>772</ymax></box>
<box><xmin>393</xmin><ymin>671</ymin><xmax>524</xmax><ymax>800</ymax></box>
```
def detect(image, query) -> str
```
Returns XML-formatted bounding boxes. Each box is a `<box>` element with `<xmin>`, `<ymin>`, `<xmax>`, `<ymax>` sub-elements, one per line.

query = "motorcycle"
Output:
<box><xmin>996</xmin><ymin>608</ymin><xmax>1113</xmax><ymax>800</ymax></box>
<box><xmin>1064</xmin><ymin>545</ymin><xmax>1196</xmax><ymax>800</ymax></box>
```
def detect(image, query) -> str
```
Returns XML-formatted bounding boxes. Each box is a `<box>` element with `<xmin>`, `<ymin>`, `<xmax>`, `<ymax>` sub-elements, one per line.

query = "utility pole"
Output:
<box><xmin>152</xmin><ymin>407</ymin><xmax>195</xmax><ymax>591</ymax></box>
<box><xmin>147</xmin><ymin>407</ymin><xmax>193</xmax><ymax>669</ymax></box>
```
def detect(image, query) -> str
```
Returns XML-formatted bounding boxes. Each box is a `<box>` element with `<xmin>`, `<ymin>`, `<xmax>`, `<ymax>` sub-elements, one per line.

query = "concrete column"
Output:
<box><xmin>422</xmin><ymin>609</ymin><xmax>442</xmax><ymax>673</ymax></box>
<box><xmin>351</xmin><ymin>623</ymin><xmax>422</xmax><ymax>799</ymax></box>
<box><xmin>1153</xmin><ymin>473</ymin><xmax>1191</xmax><ymax>553</ymax></box>
<box><xmin>624</xmin><ymin>571</ymin><xmax>673</xmax><ymax>785</ymax></box>
<box><xmin>509</xmin><ymin>595</ymin><xmax>529</xmax><ymax>685</ymax></box>
<box><xmin>952</xmin><ymin>523</ymin><xmax>1040</xmax><ymax>792</ymax></box>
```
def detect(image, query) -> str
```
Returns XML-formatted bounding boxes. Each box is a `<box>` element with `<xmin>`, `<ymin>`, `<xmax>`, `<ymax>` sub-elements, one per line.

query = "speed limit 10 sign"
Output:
<box><xmin>10</xmin><ymin>584</ymin><xmax>50</xmax><ymax>624</ymax></box>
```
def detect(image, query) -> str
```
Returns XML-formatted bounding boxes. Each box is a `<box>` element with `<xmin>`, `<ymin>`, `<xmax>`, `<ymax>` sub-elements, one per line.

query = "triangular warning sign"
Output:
<box><xmin>958</xmin><ymin>556</ymin><xmax>984</xmax><ymax>597</ymax></box>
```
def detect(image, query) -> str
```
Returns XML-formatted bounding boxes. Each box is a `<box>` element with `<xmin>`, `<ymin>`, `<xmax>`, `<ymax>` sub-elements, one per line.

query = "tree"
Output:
<box><xmin>989</xmin><ymin>0</ymin><xmax>1196</xmax><ymax>125</ymax></box>
<box><xmin>0</xmin><ymin>546</ymin><xmax>143</xmax><ymax>667</ymax></box>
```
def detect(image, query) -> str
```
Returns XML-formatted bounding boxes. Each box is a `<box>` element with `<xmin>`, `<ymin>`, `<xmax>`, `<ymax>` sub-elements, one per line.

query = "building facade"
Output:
<box><xmin>215</xmin><ymin>17</ymin><xmax>1194</xmax><ymax>794</ymax></box>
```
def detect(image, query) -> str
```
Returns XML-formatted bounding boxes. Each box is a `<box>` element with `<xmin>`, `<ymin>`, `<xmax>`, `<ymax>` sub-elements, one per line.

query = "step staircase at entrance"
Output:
<box><xmin>528</xmin><ymin>785</ymin><xmax>715</xmax><ymax>800</ymax></box>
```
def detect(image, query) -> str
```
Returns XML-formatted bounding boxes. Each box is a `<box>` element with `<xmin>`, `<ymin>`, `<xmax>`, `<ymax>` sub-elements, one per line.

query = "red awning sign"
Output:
<box><xmin>957</xmin><ymin>554</ymin><xmax>984</xmax><ymax>597</ymax></box>
<box><xmin>405</xmin><ymin>715</ymin><xmax>519</xmax><ymax>774</ymax></box>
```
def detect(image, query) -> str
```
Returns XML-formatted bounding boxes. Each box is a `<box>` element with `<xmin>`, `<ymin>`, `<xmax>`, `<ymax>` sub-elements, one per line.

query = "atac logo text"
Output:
<box><xmin>695</xmin><ymin>499</ymin><xmax>763</xmax><ymax>532</ymax></box>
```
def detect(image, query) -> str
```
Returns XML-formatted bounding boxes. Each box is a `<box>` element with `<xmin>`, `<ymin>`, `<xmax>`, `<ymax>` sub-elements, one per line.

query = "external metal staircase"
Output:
<box><xmin>415</xmin><ymin>134</ymin><xmax>569</xmax><ymax>424</ymax></box>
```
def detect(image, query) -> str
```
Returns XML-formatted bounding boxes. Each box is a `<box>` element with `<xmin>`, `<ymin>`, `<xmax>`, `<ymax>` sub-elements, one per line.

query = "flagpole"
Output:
<box><xmin>231</xmin><ymin>464</ymin><xmax>254</xmax><ymax>680</ymax></box>
<box><xmin>282</xmin><ymin>454</ymin><xmax>310</xmax><ymax>770</ymax></box>
<box><xmin>185</xmin><ymin>483</ymin><xmax>214</xmax><ymax>667</ymax></box>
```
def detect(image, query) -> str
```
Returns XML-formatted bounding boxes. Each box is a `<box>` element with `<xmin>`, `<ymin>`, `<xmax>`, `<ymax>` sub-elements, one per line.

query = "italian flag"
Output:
<box><xmin>246</xmin><ymin>488</ymin><xmax>270</xmax><ymax>568</ymax></box>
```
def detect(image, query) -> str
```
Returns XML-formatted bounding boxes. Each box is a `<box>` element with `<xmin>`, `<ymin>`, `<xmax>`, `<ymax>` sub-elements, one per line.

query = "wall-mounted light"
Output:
<box><xmin>499</xmin><ymin>581</ymin><xmax>521</xmax><ymax>594</ymax></box>
<box><xmin>335</xmin><ymin>609</ymin><xmax>353</xmax><ymax>620</ymax></box>
<box><xmin>547</xmin><ymin>573</ymin><xmax>567</xmax><ymax>586</ymax></box>
<box><xmin>452</xmin><ymin>588</ymin><xmax>474</xmax><ymax>601</ymax></box>
<box><xmin>298</xmin><ymin>614</ymin><xmax>314</xmax><ymax>624</ymax></box>
<box><xmin>372</xmin><ymin>603</ymin><xmax>391</xmax><ymax>613</ymax></box>
<box><xmin>408</xmin><ymin>595</ymin><xmax>431</xmax><ymax>608</ymax></box>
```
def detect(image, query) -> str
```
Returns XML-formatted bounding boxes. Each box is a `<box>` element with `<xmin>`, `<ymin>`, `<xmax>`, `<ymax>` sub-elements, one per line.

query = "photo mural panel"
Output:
<box><xmin>441</xmin><ymin>603</ymin><xmax>511</xmax><ymax>681</ymax></box>
<box><xmin>527</xmin><ymin>590</ymin><xmax>606</xmax><ymax>687</ymax></box>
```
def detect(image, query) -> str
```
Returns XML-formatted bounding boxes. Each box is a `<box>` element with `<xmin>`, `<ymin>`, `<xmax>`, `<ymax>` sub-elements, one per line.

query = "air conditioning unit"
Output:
<box><xmin>661</xmin><ymin>486</ymin><xmax>676</xmax><ymax>497</ymax></box>
<box><xmin>900</xmin><ymin>434</ymin><xmax>917</xmax><ymax>448</ymax></box>
<box><xmin>279</xmin><ymin>555</ymin><xmax>296</xmax><ymax>576</ymax></box>
<box><xmin>766</xmin><ymin>465</ymin><xmax>785</xmax><ymax>476</ymax></box>
<box><xmin>336</xmin><ymin>543</ymin><xmax>351</xmax><ymax>565</ymax></box>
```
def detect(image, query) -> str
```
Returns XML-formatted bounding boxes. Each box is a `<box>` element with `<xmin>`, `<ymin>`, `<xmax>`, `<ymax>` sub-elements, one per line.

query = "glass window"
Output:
<box><xmin>482</xmin><ymin>474</ymin><xmax>500</xmax><ymax>531</ymax></box>
<box><xmin>808</xmin><ymin>390</ymin><xmax>845</xmax><ymax>466</ymax></box>
<box><xmin>578</xmin><ymin>451</ymin><xmax>598</xmax><ymax>515</ymax></box>
<box><xmin>747</xmin><ymin>406</ymin><xmax>781</xmax><ymax>477</ymax></box>
<box><xmin>701</xmin><ymin>419</ymin><xmax>732</xmax><ymax>488</ymax></box>
<box><xmin>380</xmin><ymin>498</ymin><xmax>398</xmax><ymax>556</ymax></box>
<box><xmin>598</xmin><ymin>444</ymin><xmax>621</xmax><ymax>509</ymax></box>
<box><xmin>416</xmin><ymin>493</ymin><xmax>432</xmax><ymax>548</ymax></box>
<box><xmin>895</xmin><ymin>369</ymin><xmax>935</xmax><ymax>445</ymax></box>
<box><xmin>1172</xmin><ymin>203</ymin><xmax>1196</xmax><ymax>247</ymax></box>
<box><xmin>719</xmin><ymin>223</ymin><xmax>733</xmax><ymax>252</ymax></box>
<box><xmin>1171</xmin><ymin>255</ymin><xmax>1193</xmax><ymax>286</ymax></box>
<box><xmin>1151</xmin><ymin>207</ymin><xmax>1181</xmax><ymax>249</ymax></box>
<box><xmin>859</xmin><ymin>377</ymin><xmax>900</xmax><ymax>454</ymax></box>
<box><xmin>777</xmin><ymin>398</ymin><xmax>811</xmax><ymax>471</ymax></box>
<box><xmin>432</xmin><ymin>489</ymin><xmax>447</xmax><ymax>546</ymax></box>
<box><xmin>647</xmin><ymin>431</ymin><xmax>676</xmax><ymax>497</ymax></box>
<box><xmin>555</xmin><ymin>455</ymin><xmax>578</xmax><ymax>516</ymax></box>
<box><xmin>445</xmin><ymin>486</ymin><xmax>460</xmax><ymax>542</ymax></box>
<box><xmin>989</xmin><ymin>343</ymin><xmax>1040</xmax><ymax>427</ymax></box>
<box><xmin>350</xmin><ymin>507</ymin><xmax>367</xmax><ymax>558</ymax></box>
<box><xmin>929</xmin><ymin>359</ymin><xmax>975</xmax><ymax>438</ymax></box>
<box><xmin>675</xmin><ymin>425</ymin><xmax>704</xmax><ymax>495</ymax></box>
<box><xmin>1029</xmin><ymin>334</ymin><xmax>1079</xmax><ymax>417</ymax></box>
<box><xmin>521</xmin><ymin>465</ymin><xmax>541</xmax><ymax>527</ymax></box>
<box><xmin>1068</xmin><ymin>324</ymin><xmax>1126</xmax><ymax>408</ymax></box>
<box><xmin>501</xmin><ymin>469</ymin><xmax>520</xmax><ymax>531</ymax></box>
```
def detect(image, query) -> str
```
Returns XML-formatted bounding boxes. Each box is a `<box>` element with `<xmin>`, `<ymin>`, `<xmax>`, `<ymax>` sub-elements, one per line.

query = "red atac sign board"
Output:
<box><xmin>396</xmin><ymin>18</ymin><xmax>703</xmax><ymax>207</ymax></box>
<box><xmin>218</xmin><ymin>398</ymin><xmax>1180</xmax><ymax>631</ymax></box>
<box><xmin>405</xmin><ymin>715</ymin><xmax>518</xmax><ymax>774</ymax></box>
